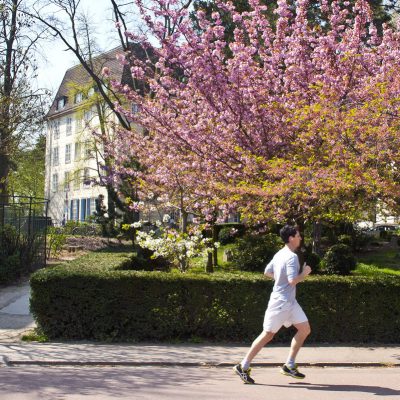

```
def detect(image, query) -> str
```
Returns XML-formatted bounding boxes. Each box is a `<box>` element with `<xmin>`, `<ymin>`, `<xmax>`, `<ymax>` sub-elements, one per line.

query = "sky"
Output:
<box><xmin>36</xmin><ymin>0</ymin><xmax>122</xmax><ymax>95</ymax></box>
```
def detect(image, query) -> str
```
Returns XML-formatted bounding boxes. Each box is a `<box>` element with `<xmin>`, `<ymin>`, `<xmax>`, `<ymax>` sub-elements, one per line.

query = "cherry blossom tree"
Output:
<box><xmin>108</xmin><ymin>0</ymin><xmax>400</xmax><ymax>233</ymax></box>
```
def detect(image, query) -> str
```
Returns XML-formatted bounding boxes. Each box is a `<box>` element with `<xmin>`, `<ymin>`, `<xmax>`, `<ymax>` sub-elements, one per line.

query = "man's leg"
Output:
<box><xmin>241</xmin><ymin>330</ymin><xmax>275</xmax><ymax>369</ymax></box>
<box><xmin>234</xmin><ymin>330</ymin><xmax>275</xmax><ymax>384</ymax></box>
<box><xmin>287</xmin><ymin>321</ymin><xmax>311</xmax><ymax>363</ymax></box>
<box><xmin>281</xmin><ymin>321</ymin><xmax>311</xmax><ymax>379</ymax></box>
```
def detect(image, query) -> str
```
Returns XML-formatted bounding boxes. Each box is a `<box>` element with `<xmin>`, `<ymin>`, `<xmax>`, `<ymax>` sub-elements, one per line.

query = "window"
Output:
<box><xmin>66</xmin><ymin>117</ymin><xmax>72</xmax><ymax>135</ymax></box>
<box><xmin>57</xmin><ymin>96</ymin><xmax>67</xmax><ymax>110</ymax></box>
<box><xmin>75</xmin><ymin>92</ymin><xmax>83</xmax><ymax>104</ymax></box>
<box><xmin>131</xmin><ymin>103</ymin><xmax>140</xmax><ymax>114</ymax></box>
<box><xmin>52</xmin><ymin>147</ymin><xmax>59</xmax><ymax>166</ymax></box>
<box><xmin>72</xmin><ymin>199</ymin><xmax>79</xmax><ymax>220</ymax></box>
<box><xmin>65</xmin><ymin>144</ymin><xmax>71</xmax><ymax>164</ymax></box>
<box><xmin>84</xmin><ymin>142</ymin><xmax>93</xmax><ymax>159</ymax></box>
<box><xmin>52</xmin><ymin>173</ymin><xmax>58</xmax><ymax>192</ymax></box>
<box><xmin>74</xmin><ymin>142</ymin><xmax>81</xmax><ymax>161</ymax></box>
<box><xmin>83</xmin><ymin>168</ymin><xmax>90</xmax><ymax>187</ymax></box>
<box><xmin>64</xmin><ymin>200</ymin><xmax>69</xmax><ymax>221</ymax></box>
<box><xmin>53</xmin><ymin>121</ymin><xmax>60</xmax><ymax>140</ymax></box>
<box><xmin>88</xmin><ymin>87</ymin><xmax>95</xmax><ymax>97</ymax></box>
<box><xmin>86</xmin><ymin>197</ymin><xmax>92</xmax><ymax>217</ymax></box>
<box><xmin>76</xmin><ymin>117</ymin><xmax>82</xmax><ymax>132</ymax></box>
<box><xmin>84</xmin><ymin>110</ymin><xmax>92</xmax><ymax>122</ymax></box>
<box><xmin>64</xmin><ymin>171</ymin><xmax>70</xmax><ymax>191</ymax></box>
<box><xmin>73</xmin><ymin>170</ymin><xmax>81</xmax><ymax>190</ymax></box>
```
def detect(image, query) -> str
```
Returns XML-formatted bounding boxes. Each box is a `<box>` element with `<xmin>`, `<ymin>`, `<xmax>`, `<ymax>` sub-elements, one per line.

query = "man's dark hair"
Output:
<box><xmin>280</xmin><ymin>225</ymin><xmax>298</xmax><ymax>244</ymax></box>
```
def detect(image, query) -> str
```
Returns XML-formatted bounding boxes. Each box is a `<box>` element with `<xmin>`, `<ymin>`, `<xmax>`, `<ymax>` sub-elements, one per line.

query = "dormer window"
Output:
<box><xmin>131</xmin><ymin>103</ymin><xmax>140</xmax><ymax>114</ymax></box>
<box><xmin>75</xmin><ymin>92</ymin><xmax>83</xmax><ymax>103</ymax></box>
<box><xmin>56</xmin><ymin>96</ymin><xmax>67</xmax><ymax>110</ymax></box>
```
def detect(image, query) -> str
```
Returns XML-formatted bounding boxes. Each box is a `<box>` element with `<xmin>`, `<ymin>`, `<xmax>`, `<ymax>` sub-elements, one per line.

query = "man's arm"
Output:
<box><xmin>264</xmin><ymin>260</ymin><xmax>274</xmax><ymax>279</ymax></box>
<box><xmin>288</xmin><ymin>264</ymin><xmax>312</xmax><ymax>287</ymax></box>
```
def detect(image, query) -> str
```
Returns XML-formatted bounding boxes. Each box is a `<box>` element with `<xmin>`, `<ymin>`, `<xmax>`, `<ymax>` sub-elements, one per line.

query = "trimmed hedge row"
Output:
<box><xmin>30</xmin><ymin>250</ymin><xmax>400</xmax><ymax>343</ymax></box>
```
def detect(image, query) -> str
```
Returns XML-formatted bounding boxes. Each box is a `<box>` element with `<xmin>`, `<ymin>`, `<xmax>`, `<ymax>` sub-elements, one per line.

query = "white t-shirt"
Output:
<box><xmin>264</xmin><ymin>246</ymin><xmax>300</xmax><ymax>304</ymax></box>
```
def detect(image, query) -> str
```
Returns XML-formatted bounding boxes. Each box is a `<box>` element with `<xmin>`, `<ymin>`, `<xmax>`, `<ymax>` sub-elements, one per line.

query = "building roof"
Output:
<box><xmin>46</xmin><ymin>46</ymin><xmax>127</xmax><ymax>119</ymax></box>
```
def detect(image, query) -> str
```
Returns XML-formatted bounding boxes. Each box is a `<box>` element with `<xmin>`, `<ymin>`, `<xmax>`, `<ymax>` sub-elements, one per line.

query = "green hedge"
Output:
<box><xmin>30</xmin><ymin>249</ymin><xmax>400</xmax><ymax>343</ymax></box>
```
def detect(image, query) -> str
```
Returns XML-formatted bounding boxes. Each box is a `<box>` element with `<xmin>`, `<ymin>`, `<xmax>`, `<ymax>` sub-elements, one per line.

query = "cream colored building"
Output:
<box><xmin>44</xmin><ymin>47</ymin><xmax>128</xmax><ymax>225</ymax></box>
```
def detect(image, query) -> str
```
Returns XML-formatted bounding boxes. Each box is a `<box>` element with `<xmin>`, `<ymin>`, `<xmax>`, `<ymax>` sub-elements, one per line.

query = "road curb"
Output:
<box><xmin>0</xmin><ymin>355</ymin><xmax>10</xmax><ymax>367</ymax></box>
<box><xmin>4</xmin><ymin>360</ymin><xmax>400</xmax><ymax>368</ymax></box>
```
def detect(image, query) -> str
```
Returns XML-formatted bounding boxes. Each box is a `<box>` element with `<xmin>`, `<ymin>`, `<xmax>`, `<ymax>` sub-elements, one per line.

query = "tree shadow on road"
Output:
<box><xmin>0</xmin><ymin>365</ymin><xmax>225</xmax><ymax>398</ymax></box>
<box><xmin>268</xmin><ymin>382</ymin><xmax>400</xmax><ymax>397</ymax></box>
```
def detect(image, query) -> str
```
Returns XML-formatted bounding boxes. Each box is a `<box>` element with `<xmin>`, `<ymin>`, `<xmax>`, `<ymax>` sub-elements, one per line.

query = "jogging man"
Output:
<box><xmin>234</xmin><ymin>225</ymin><xmax>312</xmax><ymax>384</ymax></box>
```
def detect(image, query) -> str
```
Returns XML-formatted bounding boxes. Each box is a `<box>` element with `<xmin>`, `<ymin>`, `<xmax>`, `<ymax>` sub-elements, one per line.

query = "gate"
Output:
<box><xmin>0</xmin><ymin>195</ymin><xmax>49</xmax><ymax>271</ymax></box>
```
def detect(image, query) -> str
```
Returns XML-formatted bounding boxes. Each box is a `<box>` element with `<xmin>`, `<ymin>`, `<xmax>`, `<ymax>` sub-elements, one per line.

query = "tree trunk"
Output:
<box><xmin>106</xmin><ymin>185</ymin><xmax>116</xmax><ymax>236</ymax></box>
<box><xmin>0</xmin><ymin>152</ymin><xmax>10</xmax><ymax>199</ymax></box>
<box><xmin>0</xmin><ymin>154</ymin><xmax>8</xmax><ymax>225</ymax></box>
<box><xmin>295</xmin><ymin>217</ymin><xmax>305</xmax><ymax>270</ymax></box>
<box><xmin>312</xmin><ymin>221</ymin><xmax>322</xmax><ymax>256</ymax></box>
<box><xmin>205</xmin><ymin>252</ymin><xmax>213</xmax><ymax>273</ymax></box>
<box><xmin>212</xmin><ymin>224</ymin><xmax>218</xmax><ymax>267</ymax></box>
<box><xmin>181</xmin><ymin>210</ymin><xmax>188</xmax><ymax>233</ymax></box>
<box><xmin>0</xmin><ymin>0</ymin><xmax>16</xmax><ymax>200</ymax></box>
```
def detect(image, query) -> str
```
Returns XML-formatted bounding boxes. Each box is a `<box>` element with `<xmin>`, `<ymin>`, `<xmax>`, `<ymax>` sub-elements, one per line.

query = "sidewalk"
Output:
<box><xmin>0</xmin><ymin>280</ymin><xmax>35</xmax><ymax>343</ymax></box>
<box><xmin>1</xmin><ymin>281</ymin><xmax>400</xmax><ymax>369</ymax></box>
<box><xmin>1</xmin><ymin>343</ymin><xmax>400</xmax><ymax>368</ymax></box>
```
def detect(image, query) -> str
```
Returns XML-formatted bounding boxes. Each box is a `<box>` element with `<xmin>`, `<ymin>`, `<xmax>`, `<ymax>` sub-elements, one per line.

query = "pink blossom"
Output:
<box><xmin>105</xmin><ymin>0</ymin><xmax>400</xmax><ymax>225</ymax></box>
<box><xmin>101</xmin><ymin>67</ymin><xmax>110</xmax><ymax>76</ymax></box>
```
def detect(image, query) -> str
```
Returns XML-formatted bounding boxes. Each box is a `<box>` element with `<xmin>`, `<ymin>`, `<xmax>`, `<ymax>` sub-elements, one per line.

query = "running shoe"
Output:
<box><xmin>233</xmin><ymin>364</ymin><xmax>255</xmax><ymax>384</ymax></box>
<box><xmin>280</xmin><ymin>364</ymin><xmax>305</xmax><ymax>379</ymax></box>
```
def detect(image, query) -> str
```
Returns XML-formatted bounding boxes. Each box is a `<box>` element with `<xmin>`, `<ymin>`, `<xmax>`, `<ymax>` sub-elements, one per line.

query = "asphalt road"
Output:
<box><xmin>0</xmin><ymin>366</ymin><xmax>399</xmax><ymax>400</ymax></box>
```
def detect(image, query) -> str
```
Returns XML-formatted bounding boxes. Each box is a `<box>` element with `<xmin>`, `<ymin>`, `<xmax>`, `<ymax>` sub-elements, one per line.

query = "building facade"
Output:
<box><xmin>44</xmin><ymin>48</ymin><xmax>126</xmax><ymax>225</ymax></box>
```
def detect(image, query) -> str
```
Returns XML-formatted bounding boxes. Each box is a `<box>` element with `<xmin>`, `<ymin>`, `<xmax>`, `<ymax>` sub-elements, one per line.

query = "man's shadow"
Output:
<box><xmin>266</xmin><ymin>382</ymin><xmax>400</xmax><ymax>397</ymax></box>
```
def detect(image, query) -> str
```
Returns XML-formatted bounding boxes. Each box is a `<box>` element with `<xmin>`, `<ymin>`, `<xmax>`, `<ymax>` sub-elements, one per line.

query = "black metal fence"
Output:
<box><xmin>0</xmin><ymin>195</ymin><xmax>50</xmax><ymax>272</ymax></box>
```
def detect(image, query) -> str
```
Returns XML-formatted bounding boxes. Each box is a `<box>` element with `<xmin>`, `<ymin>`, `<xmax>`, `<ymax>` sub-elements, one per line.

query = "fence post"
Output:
<box><xmin>28</xmin><ymin>196</ymin><xmax>32</xmax><ymax>238</ymax></box>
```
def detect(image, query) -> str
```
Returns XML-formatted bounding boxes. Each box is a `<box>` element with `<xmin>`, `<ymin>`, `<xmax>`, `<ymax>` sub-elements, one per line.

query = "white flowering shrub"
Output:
<box><xmin>136</xmin><ymin>225</ymin><xmax>217</xmax><ymax>272</ymax></box>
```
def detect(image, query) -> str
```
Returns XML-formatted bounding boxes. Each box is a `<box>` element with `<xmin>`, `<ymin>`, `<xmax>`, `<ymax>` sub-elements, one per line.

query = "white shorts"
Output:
<box><xmin>263</xmin><ymin>299</ymin><xmax>308</xmax><ymax>333</ymax></box>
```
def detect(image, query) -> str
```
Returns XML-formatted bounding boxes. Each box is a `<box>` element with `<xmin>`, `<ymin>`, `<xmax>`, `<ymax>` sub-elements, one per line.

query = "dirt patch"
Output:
<box><xmin>65</xmin><ymin>236</ymin><xmax>119</xmax><ymax>252</ymax></box>
<box><xmin>47</xmin><ymin>237</ymin><xmax>124</xmax><ymax>264</ymax></box>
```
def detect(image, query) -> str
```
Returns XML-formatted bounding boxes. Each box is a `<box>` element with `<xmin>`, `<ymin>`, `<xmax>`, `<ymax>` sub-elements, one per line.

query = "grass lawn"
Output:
<box><xmin>46</xmin><ymin>236</ymin><xmax>400</xmax><ymax>279</ymax></box>
<box><xmin>355</xmin><ymin>245</ymin><xmax>400</xmax><ymax>277</ymax></box>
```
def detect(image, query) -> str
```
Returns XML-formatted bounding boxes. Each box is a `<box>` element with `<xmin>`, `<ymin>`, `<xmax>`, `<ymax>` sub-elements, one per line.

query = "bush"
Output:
<box><xmin>47</xmin><ymin>227</ymin><xmax>67</xmax><ymax>259</ymax></box>
<box><xmin>320</xmin><ymin>244</ymin><xmax>356</xmax><ymax>275</ymax></box>
<box><xmin>0</xmin><ymin>224</ymin><xmax>19</xmax><ymax>256</ymax></box>
<box><xmin>303</xmin><ymin>249</ymin><xmax>321</xmax><ymax>274</ymax></box>
<box><xmin>217</xmin><ymin>223</ymin><xmax>245</xmax><ymax>245</ymax></box>
<box><xmin>19</xmin><ymin>234</ymin><xmax>43</xmax><ymax>268</ymax></box>
<box><xmin>218</xmin><ymin>227</ymin><xmax>235</xmax><ymax>245</ymax></box>
<box><xmin>134</xmin><ymin>255</ymin><xmax>171</xmax><ymax>271</ymax></box>
<box><xmin>0</xmin><ymin>254</ymin><xmax>22</xmax><ymax>284</ymax></box>
<box><xmin>30</xmin><ymin>250</ymin><xmax>400</xmax><ymax>343</ymax></box>
<box><xmin>352</xmin><ymin>230</ymin><xmax>372</xmax><ymax>250</ymax></box>
<box><xmin>230</xmin><ymin>233</ymin><xmax>282</xmax><ymax>272</ymax></box>
<box><xmin>0</xmin><ymin>225</ymin><xmax>23</xmax><ymax>283</ymax></box>
<box><xmin>0</xmin><ymin>225</ymin><xmax>41</xmax><ymax>283</ymax></box>
<box><xmin>337</xmin><ymin>234</ymin><xmax>353</xmax><ymax>247</ymax></box>
<box><xmin>64</xmin><ymin>221</ymin><xmax>101</xmax><ymax>236</ymax></box>
<box><xmin>117</xmin><ymin>252</ymin><xmax>171</xmax><ymax>272</ymax></box>
<box><xmin>63</xmin><ymin>220</ymin><xmax>81</xmax><ymax>234</ymax></box>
